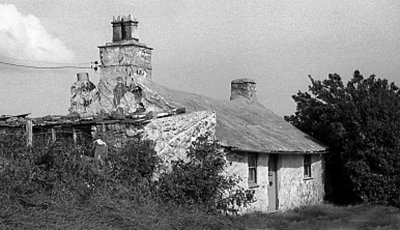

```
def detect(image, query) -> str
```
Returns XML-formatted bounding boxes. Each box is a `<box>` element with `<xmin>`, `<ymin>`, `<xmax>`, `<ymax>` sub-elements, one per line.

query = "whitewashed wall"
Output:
<box><xmin>226</xmin><ymin>153</ymin><xmax>324</xmax><ymax>213</ymax></box>
<box><xmin>277</xmin><ymin>154</ymin><xmax>325</xmax><ymax>210</ymax></box>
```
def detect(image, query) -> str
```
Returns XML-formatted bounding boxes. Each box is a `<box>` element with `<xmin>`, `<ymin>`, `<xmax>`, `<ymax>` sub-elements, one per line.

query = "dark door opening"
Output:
<box><xmin>268</xmin><ymin>154</ymin><xmax>278</xmax><ymax>211</ymax></box>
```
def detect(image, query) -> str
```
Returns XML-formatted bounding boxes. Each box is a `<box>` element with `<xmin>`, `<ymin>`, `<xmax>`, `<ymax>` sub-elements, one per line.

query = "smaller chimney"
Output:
<box><xmin>230</xmin><ymin>78</ymin><xmax>257</xmax><ymax>103</ymax></box>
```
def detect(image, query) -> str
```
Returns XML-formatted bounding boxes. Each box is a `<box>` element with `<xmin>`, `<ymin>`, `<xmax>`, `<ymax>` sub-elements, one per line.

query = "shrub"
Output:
<box><xmin>285</xmin><ymin>71</ymin><xmax>400</xmax><ymax>206</ymax></box>
<box><xmin>157</xmin><ymin>136</ymin><xmax>253</xmax><ymax>213</ymax></box>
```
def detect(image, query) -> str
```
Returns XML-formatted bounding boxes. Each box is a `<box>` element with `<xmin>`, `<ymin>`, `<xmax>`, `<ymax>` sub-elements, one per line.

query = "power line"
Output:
<box><xmin>0</xmin><ymin>61</ymin><xmax>92</xmax><ymax>70</ymax></box>
<box><xmin>0</xmin><ymin>55</ymin><xmax>90</xmax><ymax>65</ymax></box>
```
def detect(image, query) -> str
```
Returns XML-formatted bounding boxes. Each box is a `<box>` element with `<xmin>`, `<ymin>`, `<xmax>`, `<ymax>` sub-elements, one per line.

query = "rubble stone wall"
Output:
<box><xmin>99</xmin><ymin>44</ymin><xmax>152</xmax><ymax>71</ymax></box>
<box><xmin>143</xmin><ymin>111</ymin><xmax>217</xmax><ymax>171</ymax></box>
<box><xmin>95</xmin><ymin>111</ymin><xmax>217</xmax><ymax>172</ymax></box>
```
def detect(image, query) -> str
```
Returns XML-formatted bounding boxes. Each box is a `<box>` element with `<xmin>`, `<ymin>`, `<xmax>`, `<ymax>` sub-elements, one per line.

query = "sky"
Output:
<box><xmin>0</xmin><ymin>0</ymin><xmax>400</xmax><ymax>117</ymax></box>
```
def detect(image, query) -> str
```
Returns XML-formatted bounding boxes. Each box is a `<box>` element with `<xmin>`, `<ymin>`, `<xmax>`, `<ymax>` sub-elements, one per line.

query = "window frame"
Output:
<box><xmin>304</xmin><ymin>154</ymin><xmax>312</xmax><ymax>178</ymax></box>
<box><xmin>248</xmin><ymin>153</ymin><xmax>258</xmax><ymax>187</ymax></box>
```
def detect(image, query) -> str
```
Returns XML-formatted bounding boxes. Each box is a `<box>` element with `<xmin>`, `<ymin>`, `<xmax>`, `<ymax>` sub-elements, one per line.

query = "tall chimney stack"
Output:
<box><xmin>230</xmin><ymin>78</ymin><xmax>257</xmax><ymax>103</ymax></box>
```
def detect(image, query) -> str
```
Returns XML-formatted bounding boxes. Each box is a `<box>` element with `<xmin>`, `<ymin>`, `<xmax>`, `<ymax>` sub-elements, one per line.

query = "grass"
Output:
<box><xmin>2</xmin><ymin>199</ymin><xmax>400</xmax><ymax>229</ymax></box>
<box><xmin>0</xmin><ymin>195</ymin><xmax>241</xmax><ymax>230</ymax></box>
<box><xmin>235</xmin><ymin>203</ymin><xmax>400</xmax><ymax>230</ymax></box>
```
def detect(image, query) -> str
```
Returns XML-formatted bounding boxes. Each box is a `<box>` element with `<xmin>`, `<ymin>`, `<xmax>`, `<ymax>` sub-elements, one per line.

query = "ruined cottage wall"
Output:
<box><xmin>95</xmin><ymin>111</ymin><xmax>217</xmax><ymax>172</ymax></box>
<box><xmin>226</xmin><ymin>153</ymin><xmax>269</xmax><ymax>212</ymax></box>
<box><xmin>143</xmin><ymin>111</ymin><xmax>216</xmax><ymax>171</ymax></box>
<box><xmin>277</xmin><ymin>154</ymin><xmax>324</xmax><ymax>211</ymax></box>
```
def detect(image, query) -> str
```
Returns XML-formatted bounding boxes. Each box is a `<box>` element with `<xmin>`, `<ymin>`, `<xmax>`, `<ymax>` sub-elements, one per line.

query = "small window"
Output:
<box><xmin>248</xmin><ymin>153</ymin><xmax>258</xmax><ymax>185</ymax></box>
<box><xmin>304</xmin><ymin>154</ymin><xmax>312</xmax><ymax>178</ymax></box>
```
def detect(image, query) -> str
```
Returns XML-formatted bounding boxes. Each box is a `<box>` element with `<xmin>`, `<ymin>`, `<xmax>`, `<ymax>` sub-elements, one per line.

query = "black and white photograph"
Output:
<box><xmin>0</xmin><ymin>1</ymin><xmax>400</xmax><ymax>229</ymax></box>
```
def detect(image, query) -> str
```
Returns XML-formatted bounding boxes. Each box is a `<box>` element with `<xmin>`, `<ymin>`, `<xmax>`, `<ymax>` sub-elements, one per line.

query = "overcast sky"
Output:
<box><xmin>0</xmin><ymin>0</ymin><xmax>399</xmax><ymax>117</ymax></box>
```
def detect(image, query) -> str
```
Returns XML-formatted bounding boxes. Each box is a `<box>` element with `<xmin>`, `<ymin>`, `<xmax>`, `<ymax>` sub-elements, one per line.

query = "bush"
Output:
<box><xmin>157</xmin><ymin>136</ymin><xmax>252</xmax><ymax>213</ymax></box>
<box><xmin>285</xmin><ymin>71</ymin><xmax>400</xmax><ymax>206</ymax></box>
<box><xmin>0</xmin><ymin>135</ymin><xmax>246</xmax><ymax>229</ymax></box>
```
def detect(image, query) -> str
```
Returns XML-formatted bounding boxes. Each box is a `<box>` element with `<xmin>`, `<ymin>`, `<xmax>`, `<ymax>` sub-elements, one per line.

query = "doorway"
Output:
<box><xmin>268</xmin><ymin>154</ymin><xmax>278</xmax><ymax>211</ymax></box>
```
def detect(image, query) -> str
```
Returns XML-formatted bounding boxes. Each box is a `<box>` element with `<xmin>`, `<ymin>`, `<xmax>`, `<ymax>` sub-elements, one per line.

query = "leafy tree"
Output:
<box><xmin>285</xmin><ymin>70</ymin><xmax>400</xmax><ymax>206</ymax></box>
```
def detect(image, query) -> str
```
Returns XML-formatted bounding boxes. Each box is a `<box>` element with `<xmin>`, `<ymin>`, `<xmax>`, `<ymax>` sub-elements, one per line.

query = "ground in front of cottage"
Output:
<box><xmin>238</xmin><ymin>204</ymin><xmax>400</xmax><ymax>230</ymax></box>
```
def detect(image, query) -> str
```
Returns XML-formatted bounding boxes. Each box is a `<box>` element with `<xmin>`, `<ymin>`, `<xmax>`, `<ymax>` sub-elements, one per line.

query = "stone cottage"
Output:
<box><xmin>66</xmin><ymin>15</ymin><xmax>328</xmax><ymax>212</ymax></box>
<box><xmin>0</xmin><ymin>15</ymin><xmax>327</xmax><ymax>212</ymax></box>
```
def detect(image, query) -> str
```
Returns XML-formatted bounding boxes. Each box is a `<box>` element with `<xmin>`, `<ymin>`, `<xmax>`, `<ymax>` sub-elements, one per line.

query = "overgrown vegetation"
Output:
<box><xmin>285</xmin><ymin>70</ymin><xmax>400</xmax><ymax>206</ymax></box>
<box><xmin>0</xmin><ymin>134</ymin><xmax>248</xmax><ymax>229</ymax></box>
<box><xmin>158</xmin><ymin>136</ymin><xmax>253</xmax><ymax>214</ymax></box>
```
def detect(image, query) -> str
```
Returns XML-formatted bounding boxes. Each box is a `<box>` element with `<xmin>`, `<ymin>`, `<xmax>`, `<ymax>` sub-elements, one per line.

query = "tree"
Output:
<box><xmin>285</xmin><ymin>70</ymin><xmax>400</xmax><ymax>206</ymax></box>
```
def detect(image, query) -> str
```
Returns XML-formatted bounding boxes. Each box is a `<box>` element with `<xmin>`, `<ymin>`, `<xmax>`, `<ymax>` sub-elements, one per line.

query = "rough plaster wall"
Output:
<box><xmin>226</xmin><ymin>153</ymin><xmax>269</xmax><ymax>213</ymax></box>
<box><xmin>277</xmin><ymin>154</ymin><xmax>324</xmax><ymax>211</ymax></box>
<box><xmin>142</xmin><ymin>111</ymin><xmax>216</xmax><ymax>172</ymax></box>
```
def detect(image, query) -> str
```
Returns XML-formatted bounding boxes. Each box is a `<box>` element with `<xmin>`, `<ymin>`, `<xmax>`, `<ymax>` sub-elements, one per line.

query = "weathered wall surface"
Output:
<box><xmin>94</xmin><ymin>110</ymin><xmax>216</xmax><ymax>173</ymax></box>
<box><xmin>99</xmin><ymin>43</ymin><xmax>152</xmax><ymax>71</ymax></box>
<box><xmin>72</xmin><ymin>40</ymin><xmax>160</xmax><ymax>116</ymax></box>
<box><xmin>88</xmin><ymin>65</ymin><xmax>174</xmax><ymax>115</ymax></box>
<box><xmin>143</xmin><ymin>111</ymin><xmax>216</xmax><ymax>171</ymax></box>
<box><xmin>226</xmin><ymin>153</ymin><xmax>324</xmax><ymax>213</ymax></box>
<box><xmin>277</xmin><ymin>154</ymin><xmax>324</xmax><ymax>211</ymax></box>
<box><xmin>226</xmin><ymin>153</ymin><xmax>269</xmax><ymax>212</ymax></box>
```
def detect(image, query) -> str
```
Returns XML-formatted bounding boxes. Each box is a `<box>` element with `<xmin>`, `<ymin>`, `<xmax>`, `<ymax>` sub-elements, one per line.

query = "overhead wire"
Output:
<box><xmin>0</xmin><ymin>54</ymin><xmax>99</xmax><ymax>70</ymax></box>
<box><xmin>0</xmin><ymin>55</ymin><xmax>90</xmax><ymax>65</ymax></box>
<box><xmin>0</xmin><ymin>60</ymin><xmax>92</xmax><ymax>69</ymax></box>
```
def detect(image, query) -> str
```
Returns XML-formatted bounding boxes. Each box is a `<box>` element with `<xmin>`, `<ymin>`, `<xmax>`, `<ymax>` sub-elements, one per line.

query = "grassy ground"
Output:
<box><xmin>235</xmin><ymin>204</ymin><xmax>400</xmax><ymax>230</ymax></box>
<box><xmin>0</xmin><ymin>196</ymin><xmax>238</xmax><ymax>230</ymax></box>
<box><xmin>2</xmin><ymin>201</ymin><xmax>400</xmax><ymax>229</ymax></box>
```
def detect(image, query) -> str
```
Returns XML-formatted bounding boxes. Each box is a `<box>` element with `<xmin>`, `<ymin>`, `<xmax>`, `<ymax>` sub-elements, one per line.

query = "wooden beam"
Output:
<box><xmin>25</xmin><ymin>119</ymin><xmax>33</xmax><ymax>147</ymax></box>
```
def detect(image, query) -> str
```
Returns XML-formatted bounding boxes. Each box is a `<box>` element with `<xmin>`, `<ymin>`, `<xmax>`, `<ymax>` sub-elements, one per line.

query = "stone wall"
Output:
<box><xmin>277</xmin><ymin>154</ymin><xmax>325</xmax><ymax>210</ymax></box>
<box><xmin>95</xmin><ymin>111</ymin><xmax>217</xmax><ymax>173</ymax></box>
<box><xmin>143</xmin><ymin>111</ymin><xmax>216</xmax><ymax>172</ymax></box>
<box><xmin>99</xmin><ymin>43</ymin><xmax>152</xmax><ymax>71</ymax></box>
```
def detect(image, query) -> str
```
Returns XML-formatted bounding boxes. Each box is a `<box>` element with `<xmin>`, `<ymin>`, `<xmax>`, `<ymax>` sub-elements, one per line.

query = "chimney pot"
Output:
<box><xmin>230</xmin><ymin>78</ymin><xmax>257</xmax><ymax>103</ymax></box>
<box><xmin>111</xmin><ymin>15</ymin><xmax>139</xmax><ymax>42</ymax></box>
<box><xmin>112</xmin><ymin>21</ymin><xmax>122</xmax><ymax>42</ymax></box>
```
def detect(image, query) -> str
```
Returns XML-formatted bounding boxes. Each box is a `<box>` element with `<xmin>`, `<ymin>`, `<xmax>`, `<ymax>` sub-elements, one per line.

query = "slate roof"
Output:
<box><xmin>148</xmin><ymin>82</ymin><xmax>326</xmax><ymax>154</ymax></box>
<box><xmin>0</xmin><ymin>109</ymin><xmax>185</xmax><ymax>128</ymax></box>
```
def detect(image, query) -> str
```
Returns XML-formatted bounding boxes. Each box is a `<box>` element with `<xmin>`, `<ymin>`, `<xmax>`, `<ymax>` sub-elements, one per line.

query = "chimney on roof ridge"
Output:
<box><xmin>230</xmin><ymin>78</ymin><xmax>257</xmax><ymax>103</ymax></box>
<box><xmin>111</xmin><ymin>14</ymin><xmax>139</xmax><ymax>42</ymax></box>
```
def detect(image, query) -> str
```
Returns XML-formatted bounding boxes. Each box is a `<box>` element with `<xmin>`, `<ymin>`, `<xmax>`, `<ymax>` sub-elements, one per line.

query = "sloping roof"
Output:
<box><xmin>147</xmin><ymin>82</ymin><xmax>326</xmax><ymax>154</ymax></box>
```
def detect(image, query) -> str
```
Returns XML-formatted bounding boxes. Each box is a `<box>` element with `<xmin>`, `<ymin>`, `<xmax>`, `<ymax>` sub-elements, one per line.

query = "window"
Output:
<box><xmin>248</xmin><ymin>153</ymin><xmax>258</xmax><ymax>185</ymax></box>
<box><xmin>304</xmin><ymin>154</ymin><xmax>312</xmax><ymax>178</ymax></box>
